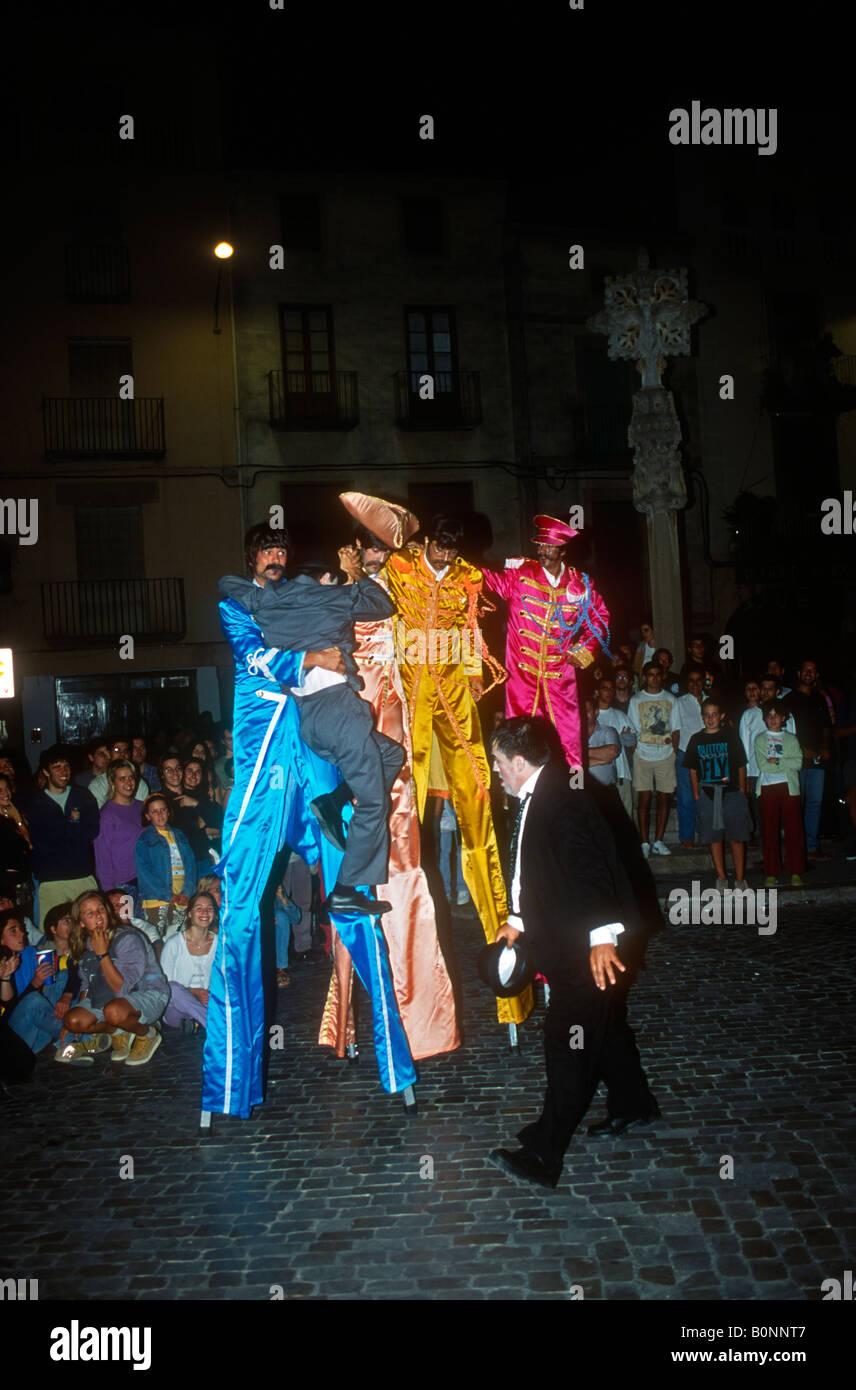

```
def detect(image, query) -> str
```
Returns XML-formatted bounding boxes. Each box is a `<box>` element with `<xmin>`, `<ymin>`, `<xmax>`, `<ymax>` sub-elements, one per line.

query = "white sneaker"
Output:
<box><xmin>652</xmin><ymin>840</ymin><xmax>671</xmax><ymax>856</ymax></box>
<box><xmin>55</xmin><ymin>1039</ymin><xmax>94</xmax><ymax>1065</ymax></box>
<box><xmin>640</xmin><ymin>842</ymin><xmax>651</xmax><ymax>859</ymax></box>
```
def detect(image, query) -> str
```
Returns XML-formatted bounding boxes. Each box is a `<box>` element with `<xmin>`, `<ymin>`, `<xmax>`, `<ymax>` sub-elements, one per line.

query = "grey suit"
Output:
<box><xmin>218</xmin><ymin>573</ymin><xmax>404</xmax><ymax>888</ymax></box>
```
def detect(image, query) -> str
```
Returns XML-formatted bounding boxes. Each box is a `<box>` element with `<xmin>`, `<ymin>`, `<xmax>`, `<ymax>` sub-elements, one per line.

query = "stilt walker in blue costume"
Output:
<box><xmin>201</xmin><ymin>522</ymin><xmax>416</xmax><ymax>1121</ymax></box>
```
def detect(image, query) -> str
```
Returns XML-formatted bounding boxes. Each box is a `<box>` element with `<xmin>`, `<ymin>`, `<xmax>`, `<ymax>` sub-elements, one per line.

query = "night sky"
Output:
<box><xmin>10</xmin><ymin>1</ymin><xmax>852</xmax><ymax>220</ymax></box>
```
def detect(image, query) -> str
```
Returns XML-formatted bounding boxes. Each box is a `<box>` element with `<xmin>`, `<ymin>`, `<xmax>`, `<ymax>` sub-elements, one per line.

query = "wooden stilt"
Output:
<box><xmin>402</xmin><ymin>1084</ymin><xmax>417</xmax><ymax>1112</ymax></box>
<box><xmin>507</xmin><ymin>1021</ymin><xmax>519</xmax><ymax>1052</ymax></box>
<box><xmin>200</xmin><ymin>1110</ymin><xmax>211</xmax><ymax>1129</ymax></box>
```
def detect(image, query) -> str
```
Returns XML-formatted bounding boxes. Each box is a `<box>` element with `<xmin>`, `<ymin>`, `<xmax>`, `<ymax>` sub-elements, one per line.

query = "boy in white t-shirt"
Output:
<box><xmin>628</xmin><ymin>662</ymin><xmax>679</xmax><ymax>858</ymax></box>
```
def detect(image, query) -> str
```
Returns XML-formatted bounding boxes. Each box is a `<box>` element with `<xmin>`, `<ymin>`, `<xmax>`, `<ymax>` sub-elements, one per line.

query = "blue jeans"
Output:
<box><xmin>675</xmin><ymin>748</ymin><xmax>697</xmax><ymax>842</ymax></box>
<box><xmin>274</xmin><ymin>902</ymin><xmax>297</xmax><ymax>967</ymax></box>
<box><xmin>799</xmin><ymin>767</ymin><xmax>825</xmax><ymax>852</ymax></box>
<box><xmin>8</xmin><ymin>975</ymin><xmax>73</xmax><ymax>1053</ymax></box>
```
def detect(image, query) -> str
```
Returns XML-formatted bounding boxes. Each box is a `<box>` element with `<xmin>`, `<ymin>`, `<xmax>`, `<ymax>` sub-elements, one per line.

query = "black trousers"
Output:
<box><xmin>297</xmin><ymin>684</ymin><xmax>404</xmax><ymax>888</ymax></box>
<box><xmin>518</xmin><ymin>962</ymin><xmax>656</xmax><ymax>1171</ymax></box>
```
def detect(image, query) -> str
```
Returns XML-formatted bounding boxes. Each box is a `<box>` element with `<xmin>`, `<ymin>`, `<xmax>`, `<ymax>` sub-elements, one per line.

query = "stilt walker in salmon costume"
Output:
<box><xmin>385</xmin><ymin>515</ymin><xmax>534</xmax><ymax>1037</ymax></box>
<box><xmin>482</xmin><ymin>515</ymin><xmax>612</xmax><ymax>771</ymax></box>
<box><xmin>318</xmin><ymin>493</ymin><xmax>461</xmax><ymax>1065</ymax></box>
<box><xmin>201</xmin><ymin>522</ymin><xmax>416</xmax><ymax>1124</ymax></box>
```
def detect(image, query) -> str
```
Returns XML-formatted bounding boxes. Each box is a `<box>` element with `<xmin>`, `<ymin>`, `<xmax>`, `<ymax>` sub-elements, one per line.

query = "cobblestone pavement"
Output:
<box><xmin>4</xmin><ymin>904</ymin><xmax>855</xmax><ymax>1301</ymax></box>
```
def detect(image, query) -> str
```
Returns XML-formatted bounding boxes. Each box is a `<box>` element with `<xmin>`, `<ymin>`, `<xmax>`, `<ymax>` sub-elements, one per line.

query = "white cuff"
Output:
<box><xmin>589</xmin><ymin>922</ymin><xmax>625</xmax><ymax>947</ymax></box>
<box><xmin>506</xmin><ymin>914</ymin><xmax>524</xmax><ymax>932</ymax></box>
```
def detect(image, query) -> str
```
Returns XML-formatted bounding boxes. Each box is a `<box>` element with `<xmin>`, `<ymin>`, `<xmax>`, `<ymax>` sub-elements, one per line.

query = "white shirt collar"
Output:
<box><xmin>517</xmin><ymin>765</ymin><xmax>544</xmax><ymax>799</ymax></box>
<box><xmin>541</xmin><ymin>565</ymin><xmax>563</xmax><ymax>588</ymax></box>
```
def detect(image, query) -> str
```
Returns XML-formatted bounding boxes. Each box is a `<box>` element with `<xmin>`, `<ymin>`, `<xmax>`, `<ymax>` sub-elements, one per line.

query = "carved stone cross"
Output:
<box><xmin>588</xmin><ymin>247</ymin><xmax>706</xmax><ymax>388</ymax></box>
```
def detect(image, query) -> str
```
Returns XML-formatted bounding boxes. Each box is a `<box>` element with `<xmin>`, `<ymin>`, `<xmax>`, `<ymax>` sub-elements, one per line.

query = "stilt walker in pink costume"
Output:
<box><xmin>482</xmin><ymin>514</ymin><xmax>612</xmax><ymax>769</ymax></box>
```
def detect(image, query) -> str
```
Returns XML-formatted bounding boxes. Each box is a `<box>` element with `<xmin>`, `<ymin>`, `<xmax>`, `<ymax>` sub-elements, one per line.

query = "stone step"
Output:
<box><xmin>646</xmin><ymin>850</ymin><xmax>711</xmax><ymax>877</ymax></box>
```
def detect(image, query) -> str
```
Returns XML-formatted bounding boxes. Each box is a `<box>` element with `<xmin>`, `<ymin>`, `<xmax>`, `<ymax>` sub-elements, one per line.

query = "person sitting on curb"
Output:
<box><xmin>159</xmin><ymin>891</ymin><xmax>218</xmax><ymax>1035</ymax></box>
<box><xmin>6</xmin><ymin>902</ymin><xmax>83</xmax><ymax>1061</ymax></box>
<box><xmin>59</xmin><ymin>890</ymin><xmax>169</xmax><ymax>1067</ymax></box>
<box><xmin>683</xmin><ymin>698</ymin><xmax>752</xmax><ymax>891</ymax></box>
<box><xmin>754</xmin><ymin>699</ymin><xmax>806</xmax><ymax>888</ymax></box>
<box><xmin>0</xmin><ymin>906</ymin><xmax>39</xmax><ymax>1083</ymax></box>
<box><xmin>0</xmin><ymin>906</ymin><xmax>37</xmax><ymax>995</ymax></box>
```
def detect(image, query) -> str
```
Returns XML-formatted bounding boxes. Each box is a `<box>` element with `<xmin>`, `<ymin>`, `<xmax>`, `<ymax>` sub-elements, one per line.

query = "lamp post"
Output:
<box><xmin>213</xmin><ymin>241</ymin><xmax>246</xmax><ymax>539</ymax></box>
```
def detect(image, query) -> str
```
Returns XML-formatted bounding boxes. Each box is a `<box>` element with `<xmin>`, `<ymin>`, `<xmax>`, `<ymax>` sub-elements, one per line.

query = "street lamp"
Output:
<box><xmin>212</xmin><ymin>241</ymin><xmax>234</xmax><ymax>335</ymax></box>
<box><xmin>212</xmin><ymin>241</ymin><xmax>245</xmax><ymax>535</ymax></box>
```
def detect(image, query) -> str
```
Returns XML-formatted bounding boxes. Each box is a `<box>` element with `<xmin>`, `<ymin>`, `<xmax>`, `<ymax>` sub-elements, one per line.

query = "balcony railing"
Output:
<box><xmin>394</xmin><ymin>369</ymin><xmax>481</xmax><ymax>429</ymax></box>
<box><xmin>65</xmin><ymin>244</ymin><xmax>130</xmax><ymax>302</ymax></box>
<box><xmin>41</xmin><ymin>578</ymin><xmax>186</xmax><ymax>646</ymax></box>
<box><xmin>43</xmin><ymin>398</ymin><xmax>165</xmax><ymax>458</ymax></box>
<box><xmin>832</xmin><ymin>355</ymin><xmax>856</xmax><ymax>387</ymax></box>
<box><xmin>268</xmin><ymin>369</ymin><xmax>359</xmax><ymax>429</ymax></box>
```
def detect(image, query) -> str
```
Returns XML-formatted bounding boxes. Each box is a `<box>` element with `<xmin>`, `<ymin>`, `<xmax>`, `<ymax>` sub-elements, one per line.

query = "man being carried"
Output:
<box><xmin>205</xmin><ymin>522</ymin><xmax>416</xmax><ymax>1119</ymax></box>
<box><xmin>220</xmin><ymin>526</ymin><xmax>404</xmax><ymax>917</ymax></box>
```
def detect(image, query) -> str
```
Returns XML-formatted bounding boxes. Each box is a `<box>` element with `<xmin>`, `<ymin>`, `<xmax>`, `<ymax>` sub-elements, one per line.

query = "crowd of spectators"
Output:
<box><xmin>2</xmin><ymin>634</ymin><xmax>855</xmax><ymax>1083</ymax></box>
<box><xmin>584</xmin><ymin>628</ymin><xmax>856</xmax><ymax>891</ymax></box>
<box><xmin>0</xmin><ymin>721</ymin><xmax>244</xmax><ymax>1081</ymax></box>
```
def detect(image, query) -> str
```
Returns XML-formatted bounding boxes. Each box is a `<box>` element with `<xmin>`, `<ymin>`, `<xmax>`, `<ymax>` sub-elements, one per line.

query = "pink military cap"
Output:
<box><xmin>530</xmin><ymin>514</ymin><xmax>579</xmax><ymax>545</ymax></box>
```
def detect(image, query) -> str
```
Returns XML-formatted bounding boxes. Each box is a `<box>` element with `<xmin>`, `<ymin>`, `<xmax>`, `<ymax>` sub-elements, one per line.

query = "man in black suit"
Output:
<box><xmin>488</xmin><ymin>716</ymin><xmax>660</xmax><ymax>1189</ymax></box>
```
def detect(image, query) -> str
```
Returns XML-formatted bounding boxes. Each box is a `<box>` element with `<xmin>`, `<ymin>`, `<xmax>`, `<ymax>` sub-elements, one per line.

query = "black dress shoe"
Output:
<box><xmin>611</xmin><ymin>1108</ymin><xmax>660</xmax><ymax>1135</ymax></box>
<box><xmin>587</xmin><ymin>1115</ymin><xmax>619</xmax><ymax>1138</ymax></box>
<box><xmin>489</xmin><ymin>1147</ymin><xmax>561</xmax><ymax>1189</ymax></box>
<box><xmin>326</xmin><ymin>886</ymin><xmax>392</xmax><ymax>916</ymax></box>
<box><xmin>310</xmin><ymin>792</ymin><xmax>348</xmax><ymax>852</ymax></box>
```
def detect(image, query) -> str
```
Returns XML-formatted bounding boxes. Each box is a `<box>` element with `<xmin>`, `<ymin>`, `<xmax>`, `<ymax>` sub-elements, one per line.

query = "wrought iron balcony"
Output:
<box><xmin>268</xmin><ymin>369</ymin><xmax>359</xmax><ymax>430</ymax></box>
<box><xmin>832</xmin><ymin>355</ymin><xmax>856</xmax><ymax>387</ymax></box>
<box><xmin>41</xmin><ymin>578</ymin><xmax>186</xmax><ymax>646</ymax></box>
<box><xmin>394</xmin><ymin>369</ymin><xmax>481</xmax><ymax>429</ymax></box>
<box><xmin>43</xmin><ymin>398</ymin><xmax>165</xmax><ymax>458</ymax></box>
<box><xmin>65</xmin><ymin>244</ymin><xmax>130</xmax><ymax>302</ymax></box>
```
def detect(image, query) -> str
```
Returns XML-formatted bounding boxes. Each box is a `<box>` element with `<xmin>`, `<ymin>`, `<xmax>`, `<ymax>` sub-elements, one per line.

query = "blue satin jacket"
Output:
<box><xmin>201</xmin><ymin>596</ymin><xmax>415</xmax><ymax>1118</ymax></box>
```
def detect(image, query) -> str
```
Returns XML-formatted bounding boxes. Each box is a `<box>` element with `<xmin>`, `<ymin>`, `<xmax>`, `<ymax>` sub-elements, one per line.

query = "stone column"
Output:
<box><xmin>588</xmin><ymin>249</ymin><xmax>707</xmax><ymax>656</ymax></box>
<box><xmin>628</xmin><ymin>388</ymin><xmax>687</xmax><ymax>656</ymax></box>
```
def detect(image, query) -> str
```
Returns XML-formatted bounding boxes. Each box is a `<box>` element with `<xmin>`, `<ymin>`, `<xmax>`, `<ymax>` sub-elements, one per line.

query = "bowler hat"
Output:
<box><xmin>477</xmin><ymin>938</ymin><xmax>535</xmax><ymax>998</ymax></box>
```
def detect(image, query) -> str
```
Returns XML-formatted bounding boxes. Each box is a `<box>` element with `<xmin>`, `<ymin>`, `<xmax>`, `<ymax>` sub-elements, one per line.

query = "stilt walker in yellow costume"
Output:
<box><xmin>317</xmin><ymin>493</ymin><xmax>460</xmax><ymax>1063</ymax></box>
<box><xmin>386</xmin><ymin>514</ymin><xmax>534</xmax><ymax>1030</ymax></box>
